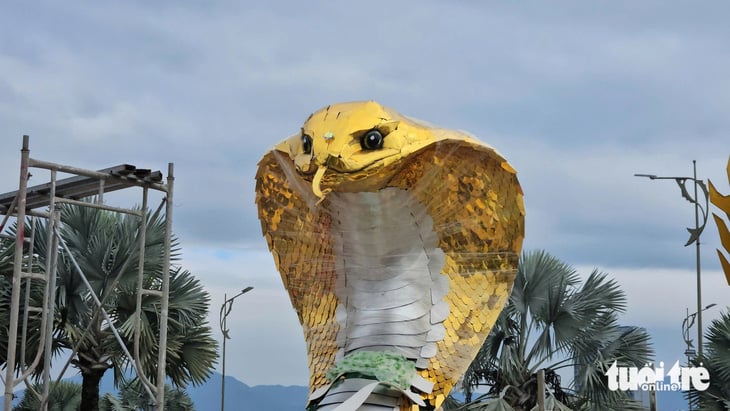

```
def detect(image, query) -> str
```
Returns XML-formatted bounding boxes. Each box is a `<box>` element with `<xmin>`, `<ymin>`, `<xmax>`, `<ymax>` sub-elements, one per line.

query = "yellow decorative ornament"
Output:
<box><xmin>709</xmin><ymin>156</ymin><xmax>730</xmax><ymax>285</ymax></box>
<box><xmin>255</xmin><ymin>101</ymin><xmax>525</xmax><ymax>410</ymax></box>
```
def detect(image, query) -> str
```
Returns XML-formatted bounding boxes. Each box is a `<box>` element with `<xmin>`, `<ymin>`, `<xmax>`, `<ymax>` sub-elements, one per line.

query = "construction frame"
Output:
<box><xmin>1</xmin><ymin>135</ymin><xmax>175</xmax><ymax>410</ymax></box>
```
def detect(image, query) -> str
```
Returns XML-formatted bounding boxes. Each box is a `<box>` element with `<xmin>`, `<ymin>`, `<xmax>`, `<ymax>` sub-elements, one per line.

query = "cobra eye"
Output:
<box><xmin>302</xmin><ymin>134</ymin><xmax>313</xmax><ymax>154</ymax></box>
<box><xmin>361</xmin><ymin>129</ymin><xmax>384</xmax><ymax>150</ymax></box>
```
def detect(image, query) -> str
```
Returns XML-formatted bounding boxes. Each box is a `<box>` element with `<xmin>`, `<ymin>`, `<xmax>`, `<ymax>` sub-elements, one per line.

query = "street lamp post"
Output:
<box><xmin>219</xmin><ymin>286</ymin><xmax>254</xmax><ymax>411</ymax></box>
<box><xmin>681</xmin><ymin>303</ymin><xmax>716</xmax><ymax>411</ymax></box>
<box><xmin>682</xmin><ymin>304</ymin><xmax>717</xmax><ymax>360</ymax></box>
<box><xmin>635</xmin><ymin>160</ymin><xmax>709</xmax><ymax>357</ymax></box>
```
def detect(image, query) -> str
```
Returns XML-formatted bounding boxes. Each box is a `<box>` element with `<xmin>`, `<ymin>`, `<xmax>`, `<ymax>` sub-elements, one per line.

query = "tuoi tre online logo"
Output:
<box><xmin>605</xmin><ymin>361</ymin><xmax>709</xmax><ymax>392</ymax></box>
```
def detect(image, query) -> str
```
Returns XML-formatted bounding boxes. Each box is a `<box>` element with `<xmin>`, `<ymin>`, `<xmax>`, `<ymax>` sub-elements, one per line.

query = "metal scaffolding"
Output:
<box><xmin>1</xmin><ymin>135</ymin><xmax>175</xmax><ymax>411</ymax></box>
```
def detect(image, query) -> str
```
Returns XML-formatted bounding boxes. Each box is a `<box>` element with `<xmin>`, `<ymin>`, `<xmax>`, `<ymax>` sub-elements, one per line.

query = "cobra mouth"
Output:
<box><xmin>306</xmin><ymin>152</ymin><xmax>407</xmax><ymax>201</ymax></box>
<box><xmin>300</xmin><ymin>149</ymin><xmax>402</xmax><ymax>174</ymax></box>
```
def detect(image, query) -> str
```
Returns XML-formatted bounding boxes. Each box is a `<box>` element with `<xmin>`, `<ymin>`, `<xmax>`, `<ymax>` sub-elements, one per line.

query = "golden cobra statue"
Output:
<box><xmin>255</xmin><ymin>101</ymin><xmax>525</xmax><ymax>410</ymax></box>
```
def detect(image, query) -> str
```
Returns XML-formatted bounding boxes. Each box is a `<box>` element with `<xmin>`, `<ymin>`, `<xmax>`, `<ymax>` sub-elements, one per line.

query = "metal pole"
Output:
<box><xmin>681</xmin><ymin>304</ymin><xmax>714</xmax><ymax>410</ymax></box>
<box><xmin>4</xmin><ymin>136</ymin><xmax>30</xmax><ymax>411</ymax></box>
<box><xmin>536</xmin><ymin>369</ymin><xmax>545</xmax><ymax>411</ymax></box>
<box><xmin>156</xmin><ymin>163</ymin><xmax>174</xmax><ymax>410</ymax></box>
<box><xmin>221</xmin><ymin>292</ymin><xmax>227</xmax><ymax>411</ymax></box>
<box><xmin>19</xmin><ymin>217</ymin><xmax>36</xmax><ymax>376</ymax></box>
<box><xmin>681</xmin><ymin>307</ymin><xmax>694</xmax><ymax>411</ymax></box>
<box><xmin>41</xmin><ymin>171</ymin><xmax>59</xmax><ymax>411</ymax></box>
<box><xmin>635</xmin><ymin>165</ymin><xmax>710</xmax><ymax>356</ymax></box>
<box><xmin>649</xmin><ymin>388</ymin><xmax>657</xmax><ymax>411</ymax></box>
<box><xmin>133</xmin><ymin>187</ymin><xmax>158</xmax><ymax>399</ymax></box>
<box><xmin>693</xmin><ymin>160</ymin><xmax>704</xmax><ymax>358</ymax></box>
<box><xmin>688</xmin><ymin>310</ymin><xmax>693</xmax><ymax>411</ymax></box>
<box><xmin>219</xmin><ymin>287</ymin><xmax>253</xmax><ymax>411</ymax></box>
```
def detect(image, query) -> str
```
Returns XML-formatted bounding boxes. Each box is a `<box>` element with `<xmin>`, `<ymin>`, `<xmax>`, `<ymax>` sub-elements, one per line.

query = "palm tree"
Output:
<box><xmin>447</xmin><ymin>250</ymin><xmax>653</xmax><ymax>411</ymax></box>
<box><xmin>13</xmin><ymin>380</ymin><xmax>82</xmax><ymax>411</ymax></box>
<box><xmin>688</xmin><ymin>309</ymin><xmax>730</xmax><ymax>410</ymax></box>
<box><xmin>99</xmin><ymin>379</ymin><xmax>195</xmax><ymax>411</ymax></box>
<box><xmin>2</xmin><ymin>201</ymin><xmax>218</xmax><ymax>410</ymax></box>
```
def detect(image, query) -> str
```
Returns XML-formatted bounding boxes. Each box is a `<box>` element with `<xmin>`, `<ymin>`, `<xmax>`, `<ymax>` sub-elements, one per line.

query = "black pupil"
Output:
<box><xmin>362</xmin><ymin>130</ymin><xmax>384</xmax><ymax>150</ymax></box>
<box><xmin>302</xmin><ymin>135</ymin><xmax>312</xmax><ymax>154</ymax></box>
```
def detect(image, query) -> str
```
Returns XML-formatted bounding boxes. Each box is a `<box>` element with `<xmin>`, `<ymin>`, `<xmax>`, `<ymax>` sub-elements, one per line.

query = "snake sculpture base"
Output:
<box><xmin>255</xmin><ymin>101</ymin><xmax>525</xmax><ymax>410</ymax></box>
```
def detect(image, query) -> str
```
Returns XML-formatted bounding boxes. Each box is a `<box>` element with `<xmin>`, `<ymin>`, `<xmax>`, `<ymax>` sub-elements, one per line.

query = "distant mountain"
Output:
<box><xmin>190</xmin><ymin>373</ymin><xmax>308</xmax><ymax>411</ymax></box>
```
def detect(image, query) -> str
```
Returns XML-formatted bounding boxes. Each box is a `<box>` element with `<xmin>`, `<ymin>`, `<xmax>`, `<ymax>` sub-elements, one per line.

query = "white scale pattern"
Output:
<box><xmin>329</xmin><ymin>187</ymin><xmax>450</xmax><ymax>367</ymax></box>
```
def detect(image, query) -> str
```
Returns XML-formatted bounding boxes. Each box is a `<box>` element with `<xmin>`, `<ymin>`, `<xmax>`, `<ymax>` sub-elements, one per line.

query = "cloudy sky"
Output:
<box><xmin>2</xmin><ymin>0</ymin><xmax>730</xmax><ymax>405</ymax></box>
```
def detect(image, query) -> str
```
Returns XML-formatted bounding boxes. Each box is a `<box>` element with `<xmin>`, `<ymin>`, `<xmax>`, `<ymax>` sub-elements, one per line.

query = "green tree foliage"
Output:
<box><xmin>13</xmin><ymin>380</ymin><xmax>82</xmax><ymax>411</ymax></box>
<box><xmin>99</xmin><ymin>380</ymin><xmax>195</xmax><ymax>411</ymax></box>
<box><xmin>688</xmin><ymin>309</ymin><xmax>730</xmax><ymax>410</ymax></box>
<box><xmin>13</xmin><ymin>378</ymin><xmax>196</xmax><ymax>411</ymax></box>
<box><xmin>446</xmin><ymin>250</ymin><xmax>653</xmax><ymax>411</ymax></box>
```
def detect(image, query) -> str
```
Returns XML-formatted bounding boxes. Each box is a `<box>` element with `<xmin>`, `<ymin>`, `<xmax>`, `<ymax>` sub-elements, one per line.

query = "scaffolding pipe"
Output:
<box><xmin>4</xmin><ymin>135</ymin><xmax>30</xmax><ymax>411</ymax></box>
<box><xmin>133</xmin><ymin>187</ymin><xmax>158</xmax><ymax>398</ymax></box>
<box><xmin>98</xmin><ymin>180</ymin><xmax>105</xmax><ymax>204</ymax></box>
<box><xmin>55</xmin><ymin>197</ymin><xmax>143</xmax><ymax>216</ymax></box>
<box><xmin>14</xmin><ymin>215</ymin><xmax>52</xmax><ymax>394</ymax></box>
<box><xmin>28</xmin><ymin>158</ymin><xmax>167</xmax><ymax>192</ymax></box>
<box><xmin>19</xmin><ymin>217</ymin><xmax>36</xmax><ymax>375</ymax></box>
<box><xmin>25</xmin><ymin>210</ymin><xmax>51</xmax><ymax>219</ymax></box>
<box><xmin>41</xmin><ymin>189</ymin><xmax>60</xmax><ymax>411</ymax></box>
<box><xmin>17</xmin><ymin>293</ymin><xmax>50</xmax><ymax>383</ymax></box>
<box><xmin>155</xmin><ymin>163</ymin><xmax>174</xmax><ymax>411</ymax></box>
<box><xmin>17</xmin><ymin>215</ymin><xmax>52</xmax><ymax>407</ymax></box>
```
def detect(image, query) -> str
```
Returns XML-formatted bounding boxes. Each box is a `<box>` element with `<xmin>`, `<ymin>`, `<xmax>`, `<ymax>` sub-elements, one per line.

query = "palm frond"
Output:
<box><xmin>13</xmin><ymin>380</ymin><xmax>82</xmax><ymax>411</ymax></box>
<box><xmin>512</xmin><ymin>250</ymin><xmax>579</xmax><ymax>318</ymax></box>
<box><xmin>572</xmin><ymin>326</ymin><xmax>652</xmax><ymax>410</ymax></box>
<box><xmin>689</xmin><ymin>309</ymin><xmax>730</xmax><ymax>409</ymax></box>
<box><xmin>462</xmin><ymin>249</ymin><xmax>654</xmax><ymax>411</ymax></box>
